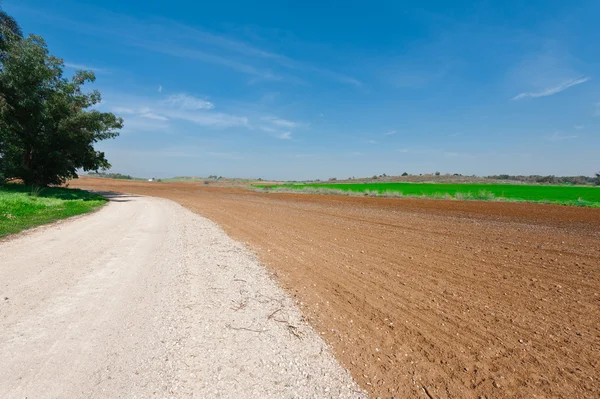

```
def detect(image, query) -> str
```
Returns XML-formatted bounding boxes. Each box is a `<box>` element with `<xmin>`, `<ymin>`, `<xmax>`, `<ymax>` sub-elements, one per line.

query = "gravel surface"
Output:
<box><xmin>0</xmin><ymin>194</ymin><xmax>365</xmax><ymax>398</ymax></box>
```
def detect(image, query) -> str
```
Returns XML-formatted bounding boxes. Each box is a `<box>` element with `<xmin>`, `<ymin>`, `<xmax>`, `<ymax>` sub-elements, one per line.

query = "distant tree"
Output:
<box><xmin>401</xmin><ymin>172</ymin><xmax>408</xmax><ymax>176</ymax></box>
<box><xmin>435</xmin><ymin>171</ymin><xmax>441</xmax><ymax>176</ymax></box>
<box><xmin>596</xmin><ymin>172</ymin><xmax>600</xmax><ymax>185</ymax></box>
<box><xmin>0</xmin><ymin>35</ymin><xmax>122</xmax><ymax>185</ymax></box>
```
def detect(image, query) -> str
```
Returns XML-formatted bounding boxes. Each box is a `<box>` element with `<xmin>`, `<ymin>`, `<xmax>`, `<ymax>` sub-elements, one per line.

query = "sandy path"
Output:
<box><xmin>0</xmin><ymin>194</ymin><xmax>364</xmax><ymax>399</ymax></box>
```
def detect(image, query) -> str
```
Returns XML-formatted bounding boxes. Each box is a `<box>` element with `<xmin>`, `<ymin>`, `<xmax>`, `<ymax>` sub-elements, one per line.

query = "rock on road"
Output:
<box><xmin>0</xmin><ymin>194</ymin><xmax>364</xmax><ymax>399</ymax></box>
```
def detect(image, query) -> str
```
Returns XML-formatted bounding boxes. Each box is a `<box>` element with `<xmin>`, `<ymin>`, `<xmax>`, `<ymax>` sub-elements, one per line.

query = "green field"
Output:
<box><xmin>260</xmin><ymin>182</ymin><xmax>600</xmax><ymax>207</ymax></box>
<box><xmin>0</xmin><ymin>184</ymin><xmax>107</xmax><ymax>238</ymax></box>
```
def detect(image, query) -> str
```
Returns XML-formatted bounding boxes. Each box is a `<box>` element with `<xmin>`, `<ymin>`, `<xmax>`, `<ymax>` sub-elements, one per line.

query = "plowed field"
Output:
<box><xmin>71</xmin><ymin>177</ymin><xmax>600</xmax><ymax>398</ymax></box>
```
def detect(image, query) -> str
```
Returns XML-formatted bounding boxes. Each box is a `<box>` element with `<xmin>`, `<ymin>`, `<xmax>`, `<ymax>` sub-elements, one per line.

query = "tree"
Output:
<box><xmin>0</xmin><ymin>35</ymin><xmax>122</xmax><ymax>185</ymax></box>
<box><xmin>0</xmin><ymin>8</ymin><xmax>22</xmax><ymax>53</ymax></box>
<box><xmin>596</xmin><ymin>172</ymin><xmax>600</xmax><ymax>186</ymax></box>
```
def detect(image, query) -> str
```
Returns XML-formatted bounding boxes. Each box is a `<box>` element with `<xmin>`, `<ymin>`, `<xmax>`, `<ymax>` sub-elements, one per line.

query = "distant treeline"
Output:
<box><xmin>488</xmin><ymin>174</ymin><xmax>600</xmax><ymax>186</ymax></box>
<box><xmin>88</xmin><ymin>172</ymin><xmax>134</xmax><ymax>180</ymax></box>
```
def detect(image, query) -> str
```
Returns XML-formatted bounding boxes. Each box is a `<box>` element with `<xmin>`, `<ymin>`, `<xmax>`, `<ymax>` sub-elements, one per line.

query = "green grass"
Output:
<box><xmin>257</xmin><ymin>182</ymin><xmax>600</xmax><ymax>207</ymax></box>
<box><xmin>0</xmin><ymin>184</ymin><xmax>107</xmax><ymax>238</ymax></box>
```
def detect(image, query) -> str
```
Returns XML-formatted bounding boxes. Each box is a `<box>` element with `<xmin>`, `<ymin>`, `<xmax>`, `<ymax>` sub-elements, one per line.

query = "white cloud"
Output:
<box><xmin>546</xmin><ymin>132</ymin><xmax>578</xmax><ymax>141</ymax></box>
<box><xmin>158</xmin><ymin>85</ymin><xmax>163</xmax><ymax>93</ymax></box>
<box><xmin>398</xmin><ymin>148</ymin><xmax>409</xmax><ymax>153</ymax></box>
<box><xmin>165</xmin><ymin>110</ymin><xmax>248</xmax><ymax>128</ymax></box>
<box><xmin>120</xmin><ymin>116</ymin><xmax>169</xmax><ymax>133</ymax></box>
<box><xmin>259</xmin><ymin>125</ymin><xmax>278</xmax><ymax>133</ymax></box>
<box><xmin>140</xmin><ymin>112</ymin><xmax>168</xmax><ymax>121</ymax></box>
<box><xmin>64</xmin><ymin>62</ymin><xmax>107</xmax><ymax>73</ymax></box>
<box><xmin>278</xmin><ymin>132</ymin><xmax>292</xmax><ymax>140</ymax></box>
<box><xmin>367</xmin><ymin>140</ymin><xmax>377</xmax><ymax>144</ymax></box>
<box><xmin>165</xmin><ymin>94</ymin><xmax>214</xmax><ymax>110</ymax></box>
<box><xmin>261</xmin><ymin>116</ymin><xmax>298</xmax><ymax>128</ymax></box>
<box><xmin>512</xmin><ymin>77</ymin><xmax>590</xmax><ymax>100</ymax></box>
<box><xmin>383</xmin><ymin>130</ymin><xmax>396</xmax><ymax>136</ymax></box>
<box><xmin>573</xmin><ymin>125</ymin><xmax>585</xmax><ymax>130</ymax></box>
<box><xmin>111</xmin><ymin>106</ymin><xmax>136</xmax><ymax>114</ymax></box>
<box><xmin>449</xmin><ymin>132</ymin><xmax>461</xmax><ymax>137</ymax></box>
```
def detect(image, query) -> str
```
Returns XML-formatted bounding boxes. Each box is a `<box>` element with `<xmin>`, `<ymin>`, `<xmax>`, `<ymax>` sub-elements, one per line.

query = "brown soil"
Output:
<box><xmin>71</xmin><ymin>177</ymin><xmax>600</xmax><ymax>398</ymax></box>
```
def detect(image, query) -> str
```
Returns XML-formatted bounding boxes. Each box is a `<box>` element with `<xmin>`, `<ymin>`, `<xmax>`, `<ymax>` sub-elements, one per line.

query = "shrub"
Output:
<box><xmin>401</xmin><ymin>172</ymin><xmax>408</xmax><ymax>176</ymax></box>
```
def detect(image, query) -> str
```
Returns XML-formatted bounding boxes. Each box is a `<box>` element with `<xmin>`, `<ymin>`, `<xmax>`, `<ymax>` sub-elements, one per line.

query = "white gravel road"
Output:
<box><xmin>0</xmin><ymin>194</ymin><xmax>365</xmax><ymax>399</ymax></box>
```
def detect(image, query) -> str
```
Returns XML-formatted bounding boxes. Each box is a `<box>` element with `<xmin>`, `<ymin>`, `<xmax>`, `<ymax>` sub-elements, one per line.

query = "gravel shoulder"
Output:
<box><xmin>0</xmin><ymin>194</ymin><xmax>364</xmax><ymax>398</ymax></box>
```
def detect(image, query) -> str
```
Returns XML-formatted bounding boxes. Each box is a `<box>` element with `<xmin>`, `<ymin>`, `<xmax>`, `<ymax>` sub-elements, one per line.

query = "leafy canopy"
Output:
<box><xmin>0</xmin><ymin>8</ymin><xmax>23</xmax><ymax>53</ymax></box>
<box><xmin>0</xmin><ymin>32</ymin><xmax>122</xmax><ymax>185</ymax></box>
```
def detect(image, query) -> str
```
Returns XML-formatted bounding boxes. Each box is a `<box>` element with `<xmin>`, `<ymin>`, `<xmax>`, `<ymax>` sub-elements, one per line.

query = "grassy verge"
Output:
<box><xmin>0</xmin><ymin>184</ymin><xmax>107</xmax><ymax>238</ymax></box>
<box><xmin>255</xmin><ymin>182</ymin><xmax>600</xmax><ymax>207</ymax></box>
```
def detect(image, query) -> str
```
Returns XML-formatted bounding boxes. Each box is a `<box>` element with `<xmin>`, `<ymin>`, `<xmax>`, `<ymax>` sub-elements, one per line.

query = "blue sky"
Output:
<box><xmin>5</xmin><ymin>0</ymin><xmax>600</xmax><ymax>180</ymax></box>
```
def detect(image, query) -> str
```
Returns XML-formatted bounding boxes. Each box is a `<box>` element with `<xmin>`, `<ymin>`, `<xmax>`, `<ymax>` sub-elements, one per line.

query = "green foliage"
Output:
<box><xmin>0</xmin><ymin>8</ymin><xmax>22</xmax><ymax>53</ymax></box>
<box><xmin>260</xmin><ymin>182</ymin><xmax>600</xmax><ymax>207</ymax></box>
<box><xmin>0</xmin><ymin>184</ymin><xmax>106</xmax><ymax>237</ymax></box>
<box><xmin>401</xmin><ymin>172</ymin><xmax>408</xmax><ymax>176</ymax></box>
<box><xmin>0</xmin><ymin>33</ymin><xmax>122</xmax><ymax>186</ymax></box>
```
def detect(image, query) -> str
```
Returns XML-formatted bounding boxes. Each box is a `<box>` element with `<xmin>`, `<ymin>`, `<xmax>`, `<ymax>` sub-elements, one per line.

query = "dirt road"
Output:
<box><xmin>70</xmin><ymin>177</ymin><xmax>600</xmax><ymax>398</ymax></box>
<box><xmin>0</xmin><ymin>193</ymin><xmax>363</xmax><ymax>398</ymax></box>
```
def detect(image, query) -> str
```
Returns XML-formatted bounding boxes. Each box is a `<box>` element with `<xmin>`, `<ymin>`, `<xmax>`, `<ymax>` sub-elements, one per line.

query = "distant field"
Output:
<box><xmin>259</xmin><ymin>182</ymin><xmax>600</xmax><ymax>207</ymax></box>
<box><xmin>0</xmin><ymin>184</ymin><xmax>107</xmax><ymax>237</ymax></box>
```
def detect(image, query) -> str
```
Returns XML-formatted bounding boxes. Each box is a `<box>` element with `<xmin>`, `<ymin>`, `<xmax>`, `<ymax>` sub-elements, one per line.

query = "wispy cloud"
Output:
<box><xmin>158</xmin><ymin>85</ymin><xmax>163</xmax><ymax>93</ymax></box>
<box><xmin>573</xmin><ymin>124</ymin><xmax>585</xmax><ymax>130</ymax></box>
<box><xmin>165</xmin><ymin>93</ymin><xmax>214</xmax><ymax>110</ymax></box>
<box><xmin>64</xmin><ymin>62</ymin><xmax>107</xmax><ymax>73</ymax></box>
<box><xmin>133</xmin><ymin>40</ymin><xmax>291</xmax><ymax>83</ymax></box>
<box><xmin>367</xmin><ymin>140</ymin><xmax>377</xmax><ymax>144</ymax></box>
<box><xmin>111</xmin><ymin>106</ymin><xmax>136</xmax><ymax>114</ymax></box>
<box><xmin>546</xmin><ymin>132</ymin><xmax>578</xmax><ymax>141</ymax></box>
<box><xmin>261</xmin><ymin>116</ymin><xmax>299</xmax><ymax>128</ymax></box>
<box><xmin>278</xmin><ymin>132</ymin><xmax>292</xmax><ymax>140</ymax></box>
<box><xmin>110</xmin><ymin>94</ymin><xmax>246</xmax><ymax>129</ymax></box>
<box><xmin>165</xmin><ymin>110</ymin><xmax>248</xmax><ymax>128</ymax></box>
<box><xmin>259</xmin><ymin>125</ymin><xmax>278</xmax><ymax>133</ymax></box>
<box><xmin>449</xmin><ymin>132</ymin><xmax>461</xmax><ymax>137</ymax></box>
<box><xmin>596</xmin><ymin>103</ymin><xmax>600</xmax><ymax>116</ymax></box>
<box><xmin>512</xmin><ymin>76</ymin><xmax>590</xmax><ymax>100</ymax></box>
<box><xmin>383</xmin><ymin>130</ymin><xmax>396</xmax><ymax>136</ymax></box>
<box><xmin>41</xmin><ymin>7</ymin><xmax>359</xmax><ymax>87</ymax></box>
<box><xmin>140</xmin><ymin>112</ymin><xmax>168</xmax><ymax>121</ymax></box>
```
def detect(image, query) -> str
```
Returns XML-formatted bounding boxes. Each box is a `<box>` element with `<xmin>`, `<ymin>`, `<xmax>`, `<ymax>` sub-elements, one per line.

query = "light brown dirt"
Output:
<box><xmin>72</xmin><ymin>177</ymin><xmax>600</xmax><ymax>399</ymax></box>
